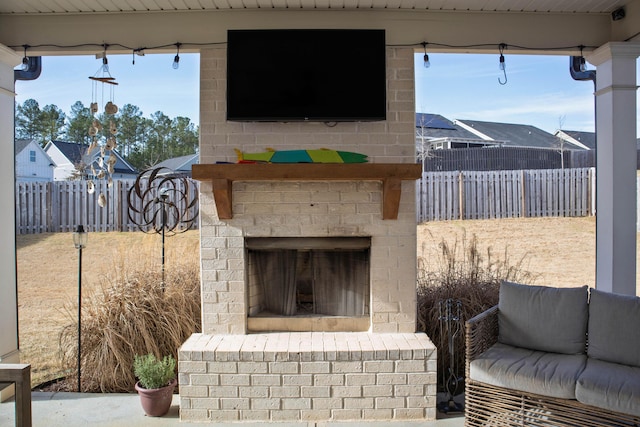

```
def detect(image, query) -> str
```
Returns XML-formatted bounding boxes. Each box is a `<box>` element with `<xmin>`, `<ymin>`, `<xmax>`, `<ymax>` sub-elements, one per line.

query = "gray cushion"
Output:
<box><xmin>588</xmin><ymin>289</ymin><xmax>640</xmax><ymax>367</ymax></box>
<box><xmin>498</xmin><ymin>281</ymin><xmax>588</xmax><ymax>354</ymax></box>
<box><xmin>576</xmin><ymin>358</ymin><xmax>640</xmax><ymax>417</ymax></box>
<box><xmin>470</xmin><ymin>342</ymin><xmax>586</xmax><ymax>399</ymax></box>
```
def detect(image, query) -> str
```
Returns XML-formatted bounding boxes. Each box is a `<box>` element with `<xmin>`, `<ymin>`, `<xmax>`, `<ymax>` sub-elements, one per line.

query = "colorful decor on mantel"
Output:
<box><xmin>234</xmin><ymin>148</ymin><xmax>368</xmax><ymax>164</ymax></box>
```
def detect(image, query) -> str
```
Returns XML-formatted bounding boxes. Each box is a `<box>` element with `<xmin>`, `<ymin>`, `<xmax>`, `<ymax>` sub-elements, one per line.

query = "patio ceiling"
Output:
<box><xmin>0</xmin><ymin>0</ymin><xmax>630</xmax><ymax>14</ymax></box>
<box><xmin>0</xmin><ymin>1</ymin><xmax>636</xmax><ymax>57</ymax></box>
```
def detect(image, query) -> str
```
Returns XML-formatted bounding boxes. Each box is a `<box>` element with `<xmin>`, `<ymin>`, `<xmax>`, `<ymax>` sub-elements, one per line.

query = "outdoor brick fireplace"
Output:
<box><xmin>178</xmin><ymin>46</ymin><xmax>437</xmax><ymax>422</ymax></box>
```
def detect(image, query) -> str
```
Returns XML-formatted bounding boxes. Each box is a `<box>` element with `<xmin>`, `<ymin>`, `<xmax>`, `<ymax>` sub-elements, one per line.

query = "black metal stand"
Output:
<box><xmin>437</xmin><ymin>298</ymin><xmax>464</xmax><ymax>414</ymax></box>
<box><xmin>77</xmin><ymin>244</ymin><xmax>82</xmax><ymax>392</ymax></box>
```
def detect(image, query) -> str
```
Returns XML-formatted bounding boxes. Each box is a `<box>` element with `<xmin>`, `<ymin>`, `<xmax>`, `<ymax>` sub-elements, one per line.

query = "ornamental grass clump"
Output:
<box><xmin>416</xmin><ymin>231</ymin><xmax>537</xmax><ymax>392</ymax></box>
<box><xmin>59</xmin><ymin>236</ymin><xmax>200</xmax><ymax>392</ymax></box>
<box><xmin>133</xmin><ymin>354</ymin><xmax>176</xmax><ymax>389</ymax></box>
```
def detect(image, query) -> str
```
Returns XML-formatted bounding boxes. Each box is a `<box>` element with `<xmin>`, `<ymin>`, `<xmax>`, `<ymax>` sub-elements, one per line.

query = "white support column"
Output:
<box><xmin>588</xmin><ymin>42</ymin><xmax>640</xmax><ymax>296</ymax></box>
<box><xmin>0</xmin><ymin>44</ymin><xmax>21</xmax><ymax>401</ymax></box>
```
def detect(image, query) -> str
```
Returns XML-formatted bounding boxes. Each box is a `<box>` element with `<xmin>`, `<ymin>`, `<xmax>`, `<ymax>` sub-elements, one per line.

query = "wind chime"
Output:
<box><xmin>87</xmin><ymin>46</ymin><xmax>119</xmax><ymax>208</ymax></box>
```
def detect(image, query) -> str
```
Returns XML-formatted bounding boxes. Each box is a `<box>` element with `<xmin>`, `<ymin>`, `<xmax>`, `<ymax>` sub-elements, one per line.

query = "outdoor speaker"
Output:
<box><xmin>612</xmin><ymin>7</ymin><xmax>625</xmax><ymax>21</ymax></box>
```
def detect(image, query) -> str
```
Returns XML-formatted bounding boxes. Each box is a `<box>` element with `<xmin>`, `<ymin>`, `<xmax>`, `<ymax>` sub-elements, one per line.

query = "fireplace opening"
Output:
<box><xmin>246</xmin><ymin>237</ymin><xmax>371</xmax><ymax>331</ymax></box>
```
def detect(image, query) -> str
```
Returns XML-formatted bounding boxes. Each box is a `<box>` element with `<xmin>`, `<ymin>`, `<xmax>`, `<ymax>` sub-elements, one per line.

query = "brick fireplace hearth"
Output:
<box><xmin>178</xmin><ymin>46</ymin><xmax>437</xmax><ymax>423</ymax></box>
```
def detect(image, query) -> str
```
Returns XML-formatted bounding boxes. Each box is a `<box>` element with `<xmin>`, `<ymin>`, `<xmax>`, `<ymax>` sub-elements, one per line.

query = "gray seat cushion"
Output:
<box><xmin>470</xmin><ymin>342</ymin><xmax>587</xmax><ymax>399</ymax></box>
<box><xmin>588</xmin><ymin>289</ymin><xmax>640</xmax><ymax>367</ymax></box>
<box><xmin>498</xmin><ymin>281</ymin><xmax>588</xmax><ymax>354</ymax></box>
<box><xmin>576</xmin><ymin>358</ymin><xmax>640</xmax><ymax>417</ymax></box>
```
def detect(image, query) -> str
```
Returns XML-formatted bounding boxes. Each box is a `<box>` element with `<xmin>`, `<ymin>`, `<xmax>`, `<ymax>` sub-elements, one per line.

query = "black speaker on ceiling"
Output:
<box><xmin>612</xmin><ymin>7</ymin><xmax>625</xmax><ymax>21</ymax></box>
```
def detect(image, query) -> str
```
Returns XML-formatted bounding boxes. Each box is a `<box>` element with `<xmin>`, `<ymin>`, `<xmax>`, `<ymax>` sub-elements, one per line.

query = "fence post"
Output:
<box><xmin>46</xmin><ymin>181</ymin><xmax>52</xmax><ymax>232</ymax></box>
<box><xmin>116</xmin><ymin>180</ymin><xmax>122</xmax><ymax>232</ymax></box>
<box><xmin>416</xmin><ymin>174</ymin><xmax>422</xmax><ymax>223</ymax></box>
<box><xmin>520</xmin><ymin>170</ymin><xmax>527</xmax><ymax>217</ymax></box>
<box><xmin>458</xmin><ymin>171</ymin><xmax>464</xmax><ymax>220</ymax></box>
<box><xmin>590</xmin><ymin>167</ymin><xmax>596</xmax><ymax>216</ymax></box>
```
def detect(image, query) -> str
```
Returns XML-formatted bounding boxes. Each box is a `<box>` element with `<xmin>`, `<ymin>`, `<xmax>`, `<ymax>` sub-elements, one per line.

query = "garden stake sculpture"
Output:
<box><xmin>127</xmin><ymin>167</ymin><xmax>198</xmax><ymax>291</ymax></box>
<box><xmin>72</xmin><ymin>225</ymin><xmax>88</xmax><ymax>392</ymax></box>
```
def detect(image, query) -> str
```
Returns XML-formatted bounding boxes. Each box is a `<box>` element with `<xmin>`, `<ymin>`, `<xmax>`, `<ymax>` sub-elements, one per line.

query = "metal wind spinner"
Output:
<box><xmin>127</xmin><ymin>167</ymin><xmax>199</xmax><ymax>290</ymax></box>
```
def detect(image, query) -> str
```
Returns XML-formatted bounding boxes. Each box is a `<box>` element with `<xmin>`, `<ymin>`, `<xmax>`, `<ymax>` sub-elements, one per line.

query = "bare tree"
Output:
<box><xmin>555</xmin><ymin>115</ymin><xmax>567</xmax><ymax>170</ymax></box>
<box><xmin>416</xmin><ymin>114</ymin><xmax>438</xmax><ymax>162</ymax></box>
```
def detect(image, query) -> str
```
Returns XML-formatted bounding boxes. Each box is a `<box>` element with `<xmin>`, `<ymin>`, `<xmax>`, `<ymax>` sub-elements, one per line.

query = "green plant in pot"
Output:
<box><xmin>133</xmin><ymin>353</ymin><xmax>177</xmax><ymax>417</ymax></box>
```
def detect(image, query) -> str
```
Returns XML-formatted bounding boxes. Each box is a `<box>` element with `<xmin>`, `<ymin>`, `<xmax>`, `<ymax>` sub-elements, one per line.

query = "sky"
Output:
<box><xmin>13</xmin><ymin>51</ymin><xmax>623</xmax><ymax>135</ymax></box>
<box><xmin>414</xmin><ymin>53</ymin><xmax>599</xmax><ymax>134</ymax></box>
<box><xmin>15</xmin><ymin>53</ymin><xmax>200</xmax><ymax>125</ymax></box>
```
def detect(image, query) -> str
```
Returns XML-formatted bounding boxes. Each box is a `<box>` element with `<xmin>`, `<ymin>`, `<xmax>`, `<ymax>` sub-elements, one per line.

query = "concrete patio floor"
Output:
<box><xmin>0</xmin><ymin>392</ymin><xmax>465</xmax><ymax>426</ymax></box>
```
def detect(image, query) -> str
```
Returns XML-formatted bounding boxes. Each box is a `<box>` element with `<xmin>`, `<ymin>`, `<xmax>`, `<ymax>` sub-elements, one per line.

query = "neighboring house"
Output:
<box><xmin>416</xmin><ymin>113</ymin><xmax>504</xmax><ymax>154</ymax></box>
<box><xmin>44</xmin><ymin>140</ymin><xmax>138</xmax><ymax>181</ymax></box>
<box><xmin>15</xmin><ymin>139</ymin><xmax>55</xmax><ymax>182</ymax></box>
<box><xmin>153</xmin><ymin>153</ymin><xmax>199</xmax><ymax>177</ymax></box>
<box><xmin>555</xmin><ymin>131</ymin><xmax>640</xmax><ymax>169</ymax></box>
<box><xmin>415</xmin><ymin>113</ymin><xmax>596</xmax><ymax>171</ymax></box>
<box><xmin>554</xmin><ymin>130</ymin><xmax>596</xmax><ymax>150</ymax></box>
<box><xmin>415</xmin><ymin>113</ymin><xmax>575</xmax><ymax>156</ymax></box>
<box><xmin>452</xmin><ymin>119</ymin><xmax>562</xmax><ymax>149</ymax></box>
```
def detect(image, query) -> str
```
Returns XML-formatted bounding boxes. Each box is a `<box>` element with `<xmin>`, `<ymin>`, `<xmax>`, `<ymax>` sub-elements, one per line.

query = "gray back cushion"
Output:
<box><xmin>588</xmin><ymin>289</ymin><xmax>640</xmax><ymax>367</ymax></box>
<box><xmin>498</xmin><ymin>281</ymin><xmax>588</xmax><ymax>354</ymax></box>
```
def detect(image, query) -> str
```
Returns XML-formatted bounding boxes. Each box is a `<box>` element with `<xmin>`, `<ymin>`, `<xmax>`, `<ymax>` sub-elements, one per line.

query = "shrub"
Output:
<box><xmin>416</xmin><ymin>231</ymin><xmax>537</xmax><ymax>393</ymax></box>
<box><xmin>133</xmin><ymin>353</ymin><xmax>176</xmax><ymax>389</ymax></box>
<box><xmin>59</xmin><ymin>237</ymin><xmax>201</xmax><ymax>392</ymax></box>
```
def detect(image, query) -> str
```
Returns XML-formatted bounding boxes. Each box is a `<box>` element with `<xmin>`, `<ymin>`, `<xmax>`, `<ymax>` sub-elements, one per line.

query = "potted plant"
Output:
<box><xmin>133</xmin><ymin>353</ymin><xmax>177</xmax><ymax>417</ymax></box>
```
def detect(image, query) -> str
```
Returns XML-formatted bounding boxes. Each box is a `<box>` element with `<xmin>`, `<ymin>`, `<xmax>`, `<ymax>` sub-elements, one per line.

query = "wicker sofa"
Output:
<box><xmin>465</xmin><ymin>281</ymin><xmax>640</xmax><ymax>426</ymax></box>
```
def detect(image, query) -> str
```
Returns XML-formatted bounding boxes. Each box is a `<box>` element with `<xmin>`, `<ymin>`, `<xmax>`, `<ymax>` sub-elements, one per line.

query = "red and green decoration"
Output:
<box><xmin>235</xmin><ymin>148</ymin><xmax>368</xmax><ymax>164</ymax></box>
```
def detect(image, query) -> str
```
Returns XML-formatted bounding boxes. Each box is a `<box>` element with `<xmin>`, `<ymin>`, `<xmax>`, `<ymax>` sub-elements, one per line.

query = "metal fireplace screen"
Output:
<box><xmin>246</xmin><ymin>237</ymin><xmax>370</xmax><ymax>317</ymax></box>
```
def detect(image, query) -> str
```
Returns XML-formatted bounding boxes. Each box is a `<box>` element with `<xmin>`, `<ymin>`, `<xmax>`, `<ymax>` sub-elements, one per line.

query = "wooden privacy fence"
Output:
<box><xmin>416</xmin><ymin>168</ymin><xmax>596</xmax><ymax>222</ymax></box>
<box><xmin>17</xmin><ymin>169</ymin><xmax>598</xmax><ymax>232</ymax></box>
<box><xmin>16</xmin><ymin>179</ymin><xmax>199</xmax><ymax>234</ymax></box>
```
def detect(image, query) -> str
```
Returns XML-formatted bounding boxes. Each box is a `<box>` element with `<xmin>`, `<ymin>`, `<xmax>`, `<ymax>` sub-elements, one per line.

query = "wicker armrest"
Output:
<box><xmin>465</xmin><ymin>305</ymin><xmax>499</xmax><ymax>378</ymax></box>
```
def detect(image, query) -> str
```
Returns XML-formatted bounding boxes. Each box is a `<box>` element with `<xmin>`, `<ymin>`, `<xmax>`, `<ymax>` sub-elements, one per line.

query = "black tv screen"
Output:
<box><xmin>226</xmin><ymin>29</ymin><xmax>387</xmax><ymax>122</ymax></box>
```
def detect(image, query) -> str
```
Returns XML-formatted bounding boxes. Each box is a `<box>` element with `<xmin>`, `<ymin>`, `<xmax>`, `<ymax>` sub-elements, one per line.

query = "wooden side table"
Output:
<box><xmin>0</xmin><ymin>364</ymin><xmax>31</xmax><ymax>427</ymax></box>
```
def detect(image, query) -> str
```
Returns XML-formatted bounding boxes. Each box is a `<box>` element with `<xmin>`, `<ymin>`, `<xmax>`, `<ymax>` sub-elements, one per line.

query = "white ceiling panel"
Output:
<box><xmin>226</xmin><ymin>0</ymin><xmax>245</xmax><ymax>8</ymax></box>
<box><xmin>115</xmin><ymin>0</ymin><xmax>149</xmax><ymax>9</ymax></box>
<box><xmin>0</xmin><ymin>0</ymin><xmax>629</xmax><ymax>13</ymax></box>
<box><xmin>420</xmin><ymin>0</ymin><xmax>450</xmax><ymax>10</ymax></box>
<box><xmin>211</xmin><ymin>0</ymin><xmax>230</xmax><ymax>8</ymax></box>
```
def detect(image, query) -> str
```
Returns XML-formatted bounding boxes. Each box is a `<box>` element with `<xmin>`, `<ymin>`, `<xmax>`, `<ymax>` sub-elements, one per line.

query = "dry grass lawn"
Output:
<box><xmin>16</xmin><ymin>216</ymin><xmax>639</xmax><ymax>387</ymax></box>
<box><xmin>418</xmin><ymin>216</ymin><xmax>599</xmax><ymax>289</ymax></box>
<box><xmin>17</xmin><ymin>230</ymin><xmax>200</xmax><ymax>387</ymax></box>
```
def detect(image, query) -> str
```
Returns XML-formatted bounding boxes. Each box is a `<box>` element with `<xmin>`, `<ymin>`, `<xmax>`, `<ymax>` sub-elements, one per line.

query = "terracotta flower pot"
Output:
<box><xmin>135</xmin><ymin>378</ymin><xmax>177</xmax><ymax>417</ymax></box>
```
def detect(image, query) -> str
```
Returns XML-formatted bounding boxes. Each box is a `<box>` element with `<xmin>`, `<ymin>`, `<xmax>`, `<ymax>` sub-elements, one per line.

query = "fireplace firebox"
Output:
<box><xmin>246</xmin><ymin>237</ymin><xmax>371</xmax><ymax>332</ymax></box>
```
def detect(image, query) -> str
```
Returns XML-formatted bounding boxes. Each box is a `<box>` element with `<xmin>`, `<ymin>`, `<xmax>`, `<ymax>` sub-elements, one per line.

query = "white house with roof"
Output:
<box><xmin>153</xmin><ymin>153</ymin><xmax>198</xmax><ymax>177</ymax></box>
<box><xmin>44</xmin><ymin>140</ymin><xmax>137</xmax><ymax>181</ymax></box>
<box><xmin>15</xmin><ymin>139</ymin><xmax>54</xmax><ymax>182</ymax></box>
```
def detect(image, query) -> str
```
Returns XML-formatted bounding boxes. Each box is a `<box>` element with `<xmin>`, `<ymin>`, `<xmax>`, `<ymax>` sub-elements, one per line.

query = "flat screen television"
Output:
<box><xmin>226</xmin><ymin>29</ymin><xmax>386</xmax><ymax>122</ymax></box>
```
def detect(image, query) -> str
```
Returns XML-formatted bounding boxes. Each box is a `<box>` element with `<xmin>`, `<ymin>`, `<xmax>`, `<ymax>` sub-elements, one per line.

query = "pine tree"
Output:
<box><xmin>15</xmin><ymin>99</ymin><xmax>44</xmax><ymax>144</ymax></box>
<box><xmin>66</xmin><ymin>101</ymin><xmax>93</xmax><ymax>144</ymax></box>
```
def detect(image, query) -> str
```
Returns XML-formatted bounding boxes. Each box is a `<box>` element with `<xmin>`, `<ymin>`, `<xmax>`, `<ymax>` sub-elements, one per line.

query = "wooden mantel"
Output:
<box><xmin>192</xmin><ymin>163</ymin><xmax>422</xmax><ymax>220</ymax></box>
